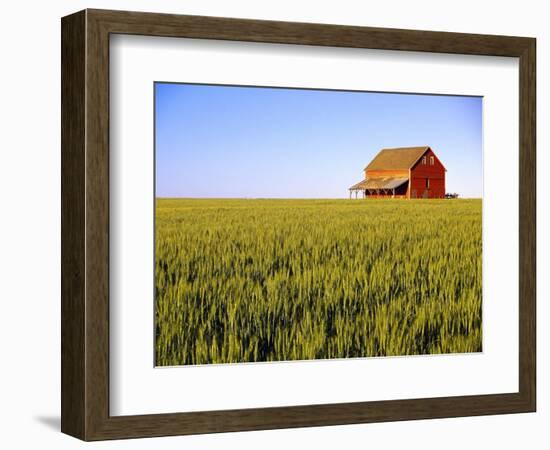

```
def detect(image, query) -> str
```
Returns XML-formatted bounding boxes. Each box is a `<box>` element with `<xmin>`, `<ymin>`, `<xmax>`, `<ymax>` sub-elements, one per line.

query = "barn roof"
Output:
<box><xmin>364</xmin><ymin>146</ymin><xmax>429</xmax><ymax>171</ymax></box>
<box><xmin>349</xmin><ymin>177</ymin><xmax>408</xmax><ymax>190</ymax></box>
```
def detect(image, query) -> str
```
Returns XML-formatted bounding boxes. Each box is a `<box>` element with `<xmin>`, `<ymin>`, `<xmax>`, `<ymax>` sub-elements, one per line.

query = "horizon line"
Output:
<box><xmin>155</xmin><ymin>196</ymin><xmax>482</xmax><ymax>200</ymax></box>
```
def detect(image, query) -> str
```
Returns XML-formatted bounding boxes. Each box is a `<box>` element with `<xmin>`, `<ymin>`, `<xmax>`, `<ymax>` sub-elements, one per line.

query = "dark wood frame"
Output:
<box><xmin>61</xmin><ymin>9</ymin><xmax>536</xmax><ymax>441</ymax></box>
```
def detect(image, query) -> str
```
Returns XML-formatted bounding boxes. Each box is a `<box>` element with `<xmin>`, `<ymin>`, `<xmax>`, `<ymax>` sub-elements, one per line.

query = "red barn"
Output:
<box><xmin>348</xmin><ymin>146</ymin><xmax>446</xmax><ymax>199</ymax></box>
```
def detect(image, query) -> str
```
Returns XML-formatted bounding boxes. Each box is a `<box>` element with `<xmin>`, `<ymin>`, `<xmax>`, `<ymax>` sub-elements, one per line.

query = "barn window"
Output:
<box><xmin>422</xmin><ymin>156</ymin><xmax>427</xmax><ymax>165</ymax></box>
<box><xmin>426</xmin><ymin>178</ymin><xmax>430</xmax><ymax>189</ymax></box>
<box><xmin>430</xmin><ymin>156</ymin><xmax>435</xmax><ymax>165</ymax></box>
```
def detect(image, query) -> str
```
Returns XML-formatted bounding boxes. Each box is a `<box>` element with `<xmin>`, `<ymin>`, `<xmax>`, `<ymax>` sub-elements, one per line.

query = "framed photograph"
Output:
<box><xmin>61</xmin><ymin>9</ymin><xmax>536</xmax><ymax>440</ymax></box>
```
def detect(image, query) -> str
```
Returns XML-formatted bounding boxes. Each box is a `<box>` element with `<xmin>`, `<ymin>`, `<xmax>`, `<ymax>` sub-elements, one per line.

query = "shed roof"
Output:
<box><xmin>364</xmin><ymin>146</ymin><xmax>429</xmax><ymax>171</ymax></box>
<box><xmin>349</xmin><ymin>177</ymin><xmax>408</xmax><ymax>190</ymax></box>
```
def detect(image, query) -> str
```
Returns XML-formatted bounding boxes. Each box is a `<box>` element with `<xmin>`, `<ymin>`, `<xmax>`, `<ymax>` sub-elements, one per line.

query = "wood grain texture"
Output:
<box><xmin>61</xmin><ymin>10</ymin><xmax>86</xmax><ymax>439</ymax></box>
<box><xmin>85</xmin><ymin>10</ymin><xmax>111</xmax><ymax>440</ymax></box>
<box><xmin>61</xmin><ymin>8</ymin><xmax>537</xmax><ymax>441</ymax></box>
<box><xmin>88</xmin><ymin>8</ymin><xmax>532</xmax><ymax>56</ymax></box>
<box><xmin>518</xmin><ymin>38</ymin><xmax>536</xmax><ymax>411</ymax></box>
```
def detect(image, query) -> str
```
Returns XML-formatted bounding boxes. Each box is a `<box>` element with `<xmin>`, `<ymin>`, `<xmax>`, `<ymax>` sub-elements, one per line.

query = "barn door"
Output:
<box><xmin>423</xmin><ymin>178</ymin><xmax>430</xmax><ymax>198</ymax></box>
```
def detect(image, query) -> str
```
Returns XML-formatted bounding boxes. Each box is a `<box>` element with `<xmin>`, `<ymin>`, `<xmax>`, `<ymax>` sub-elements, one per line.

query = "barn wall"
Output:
<box><xmin>409</xmin><ymin>149</ymin><xmax>446</xmax><ymax>199</ymax></box>
<box><xmin>409</xmin><ymin>177</ymin><xmax>445</xmax><ymax>198</ymax></box>
<box><xmin>364</xmin><ymin>169</ymin><xmax>409</xmax><ymax>179</ymax></box>
<box><xmin>411</xmin><ymin>148</ymin><xmax>446</xmax><ymax>177</ymax></box>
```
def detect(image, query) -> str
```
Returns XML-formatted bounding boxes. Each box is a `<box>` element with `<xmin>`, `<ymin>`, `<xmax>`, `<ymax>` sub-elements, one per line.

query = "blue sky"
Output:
<box><xmin>155</xmin><ymin>83</ymin><xmax>482</xmax><ymax>198</ymax></box>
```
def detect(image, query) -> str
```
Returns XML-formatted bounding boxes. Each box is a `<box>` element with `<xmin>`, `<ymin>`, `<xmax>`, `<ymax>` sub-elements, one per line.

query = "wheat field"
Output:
<box><xmin>155</xmin><ymin>198</ymin><xmax>482</xmax><ymax>366</ymax></box>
